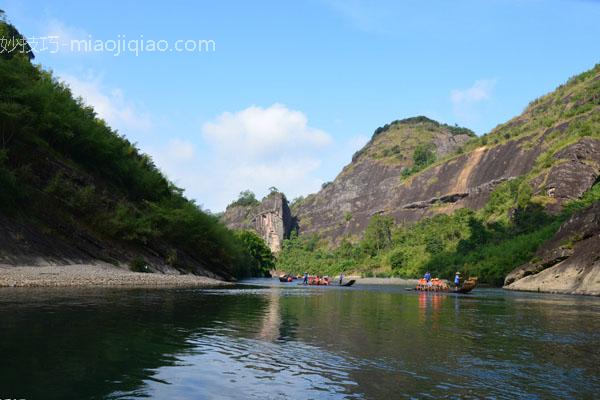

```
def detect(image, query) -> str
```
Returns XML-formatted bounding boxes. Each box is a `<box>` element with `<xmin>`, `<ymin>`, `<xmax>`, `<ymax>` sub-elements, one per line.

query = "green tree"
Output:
<box><xmin>235</xmin><ymin>230</ymin><xmax>275</xmax><ymax>277</ymax></box>
<box><xmin>228</xmin><ymin>190</ymin><xmax>259</xmax><ymax>208</ymax></box>
<box><xmin>413</xmin><ymin>143</ymin><xmax>436</xmax><ymax>169</ymax></box>
<box><xmin>362</xmin><ymin>215</ymin><xmax>394</xmax><ymax>255</ymax></box>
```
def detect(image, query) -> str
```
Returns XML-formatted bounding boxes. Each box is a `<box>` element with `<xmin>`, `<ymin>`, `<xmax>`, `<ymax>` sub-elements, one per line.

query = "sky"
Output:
<box><xmin>3</xmin><ymin>0</ymin><xmax>600</xmax><ymax>211</ymax></box>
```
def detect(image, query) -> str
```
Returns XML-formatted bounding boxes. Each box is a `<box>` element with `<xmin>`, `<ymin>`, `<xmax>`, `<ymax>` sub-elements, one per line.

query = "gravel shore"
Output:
<box><xmin>353</xmin><ymin>277</ymin><xmax>419</xmax><ymax>285</ymax></box>
<box><xmin>0</xmin><ymin>263</ymin><xmax>231</xmax><ymax>288</ymax></box>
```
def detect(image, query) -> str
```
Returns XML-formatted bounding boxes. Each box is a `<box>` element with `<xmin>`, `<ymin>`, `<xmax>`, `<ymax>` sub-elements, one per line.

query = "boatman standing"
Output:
<box><xmin>303</xmin><ymin>272</ymin><xmax>308</xmax><ymax>285</ymax></box>
<box><xmin>424</xmin><ymin>271</ymin><xmax>431</xmax><ymax>282</ymax></box>
<box><xmin>454</xmin><ymin>272</ymin><xmax>461</xmax><ymax>288</ymax></box>
<box><xmin>339</xmin><ymin>273</ymin><xmax>344</xmax><ymax>285</ymax></box>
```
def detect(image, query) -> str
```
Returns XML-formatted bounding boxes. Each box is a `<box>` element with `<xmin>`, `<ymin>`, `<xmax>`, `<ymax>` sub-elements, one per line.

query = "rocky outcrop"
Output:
<box><xmin>504</xmin><ymin>202</ymin><xmax>600</xmax><ymax>296</ymax></box>
<box><xmin>295</xmin><ymin>133</ymin><xmax>600</xmax><ymax>244</ymax></box>
<box><xmin>531</xmin><ymin>138</ymin><xmax>600</xmax><ymax>213</ymax></box>
<box><xmin>221</xmin><ymin>193</ymin><xmax>293</xmax><ymax>253</ymax></box>
<box><xmin>295</xmin><ymin>129</ymin><xmax>543</xmax><ymax>242</ymax></box>
<box><xmin>292</xmin><ymin>65</ymin><xmax>600</xmax><ymax>244</ymax></box>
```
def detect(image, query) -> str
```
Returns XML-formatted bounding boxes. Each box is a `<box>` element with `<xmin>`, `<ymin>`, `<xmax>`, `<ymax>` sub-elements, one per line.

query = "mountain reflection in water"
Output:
<box><xmin>0</xmin><ymin>280</ymin><xmax>598</xmax><ymax>399</ymax></box>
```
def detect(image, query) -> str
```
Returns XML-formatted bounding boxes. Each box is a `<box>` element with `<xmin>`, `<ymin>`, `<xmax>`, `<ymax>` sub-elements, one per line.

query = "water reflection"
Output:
<box><xmin>256</xmin><ymin>286</ymin><xmax>281</xmax><ymax>342</ymax></box>
<box><xmin>0</xmin><ymin>283</ymin><xmax>598</xmax><ymax>399</ymax></box>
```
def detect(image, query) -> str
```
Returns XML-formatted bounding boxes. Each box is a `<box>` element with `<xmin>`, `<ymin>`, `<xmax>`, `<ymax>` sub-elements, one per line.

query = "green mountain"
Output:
<box><xmin>275</xmin><ymin>64</ymin><xmax>600</xmax><ymax>288</ymax></box>
<box><xmin>0</xmin><ymin>18</ymin><xmax>268</xmax><ymax>279</ymax></box>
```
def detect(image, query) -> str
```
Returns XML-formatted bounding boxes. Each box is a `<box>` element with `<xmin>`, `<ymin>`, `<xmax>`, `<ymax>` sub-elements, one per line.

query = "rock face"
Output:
<box><xmin>222</xmin><ymin>193</ymin><xmax>293</xmax><ymax>253</ymax></box>
<box><xmin>294</xmin><ymin>64</ymin><xmax>600</xmax><ymax>243</ymax></box>
<box><xmin>294</xmin><ymin>120</ymin><xmax>549</xmax><ymax>241</ymax></box>
<box><xmin>294</xmin><ymin>117</ymin><xmax>474</xmax><ymax>241</ymax></box>
<box><xmin>531</xmin><ymin>138</ymin><xmax>600</xmax><ymax>213</ymax></box>
<box><xmin>504</xmin><ymin>202</ymin><xmax>600</xmax><ymax>296</ymax></box>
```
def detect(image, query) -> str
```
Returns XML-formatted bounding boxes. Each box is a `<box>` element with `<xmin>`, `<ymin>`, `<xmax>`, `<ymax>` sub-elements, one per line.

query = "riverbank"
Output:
<box><xmin>0</xmin><ymin>263</ymin><xmax>231</xmax><ymax>288</ymax></box>
<box><xmin>352</xmin><ymin>277</ymin><xmax>419</xmax><ymax>285</ymax></box>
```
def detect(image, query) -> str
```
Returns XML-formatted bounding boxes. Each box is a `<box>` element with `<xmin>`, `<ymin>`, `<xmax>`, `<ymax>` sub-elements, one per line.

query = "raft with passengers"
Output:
<box><xmin>279</xmin><ymin>273</ymin><xmax>355</xmax><ymax>287</ymax></box>
<box><xmin>414</xmin><ymin>271</ymin><xmax>478</xmax><ymax>294</ymax></box>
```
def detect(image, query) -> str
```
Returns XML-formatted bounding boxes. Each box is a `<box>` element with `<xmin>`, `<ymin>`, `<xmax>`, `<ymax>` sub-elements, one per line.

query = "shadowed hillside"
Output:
<box><xmin>0</xmin><ymin>17</ymin><xmax>270</xmax><ymax>279</ymax></box>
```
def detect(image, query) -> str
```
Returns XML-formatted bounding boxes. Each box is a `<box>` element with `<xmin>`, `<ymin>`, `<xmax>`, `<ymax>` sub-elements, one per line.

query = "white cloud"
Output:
<box><xmin>450</xmin><ymin>79</ymin><xmax>497</xmax><ymax>126</ymax></box>
<box><xmin>44</xmin><ymin>18</ymin><xmax>88</xmax><ymax>45</ymax></box>
<box><xmin>451</xmin><ymin>79</ymin><xmax>496</xmax><ymax>105</ymax></box>
<box><xmin>165</xmin><ymin>139</ymin><xmax>195</xmax><ymax>162</ymax></box>
<box><xmin>153</xmin><ymin>104</ymin><xmax>334</xmax><ymax>211</ymax></box>
<box><xmin>59</xmin><ymin>73</ymin><xmax>153</xmax><ymax>133</ymax></box>
<box><xmin>191</xmin><ymin>103</ymin><xmax>335</xmax><ymax>210</ymax></box>
<box><xmin>202</xmin><ymin>103</ymin><xmax>331</xmax><ymax>158</ymax></box>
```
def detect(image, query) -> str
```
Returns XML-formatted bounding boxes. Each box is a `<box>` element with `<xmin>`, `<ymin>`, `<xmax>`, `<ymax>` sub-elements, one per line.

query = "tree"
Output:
<box><xmin>413</xmin><ymin>143</ymin><xmax>436</xmax><ymax>169</ymax></box>
<box><xmin>362</xmin><ymin>214</ymin><xmax>394</xmax><ymax>255</ymax></box>
<box><xmin>228</xmin><ymin>190</ymin><xmax>259</xmax><ymax>208</ymax></box>
<box><xmin>236</xmin><ymin>230</ymin><xmax>275</xmax><ymax>277</ymax></box>
<box><xmin>268</xmin><ymin>186</ymin><xmax>280</xmax><ymax>194</ymax></box>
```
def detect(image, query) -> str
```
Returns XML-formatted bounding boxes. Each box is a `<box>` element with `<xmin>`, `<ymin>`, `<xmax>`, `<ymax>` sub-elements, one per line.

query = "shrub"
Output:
<box><xmin>228</xmin><ymin>190</ymin><xmax>259</xmax><ymax>208</ymax></box>
<box><xmin>129</xmin><ymin>257</ymin><xmax>150</xmax><ymax>273</ymax></box>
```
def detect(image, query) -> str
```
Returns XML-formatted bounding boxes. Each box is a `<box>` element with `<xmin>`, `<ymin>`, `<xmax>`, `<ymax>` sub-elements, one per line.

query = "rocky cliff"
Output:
<box><xmin>221</xmin><ymin>193</ymin><xmax>293</xmax><ymax>253</ymax></box>
<box><xmin>294</xmin><ymin>117</ymin><xmax>475</xmax><ymax>241</ymax></box>
<box><xmin>294</xmin><ymin>65</ymin><xmax>600</xmax><ymax>243</ymax></box>
<box><xmin>504</xmin><ymin>202</ymin><xmax>600</xmax><ymax>295</ymax></box>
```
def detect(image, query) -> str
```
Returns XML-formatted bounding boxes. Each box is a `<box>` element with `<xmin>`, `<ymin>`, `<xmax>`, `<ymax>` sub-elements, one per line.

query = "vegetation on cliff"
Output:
<box><xmin>277</xmin><ymin>64</ymin><xmax>600</xmax><ymax>285</ymax></box>
<box><xmin>227</xmin><ymin>190</ymin><xmax>261</xmax><ymax>209</ymax></box>
<box><xmin>0</xmin><ymin>18</ymin><xmax>272</xmax><ymax>278</ymax></box>
<box><xmin>277</xmin><ymin>182</ymin><xmax>599</xmax><ymax>285</ymax></box>
<box><xmin>351</xmin><ymin>116</ymin><xmax>474</xmax><ymax>165</ymax></box>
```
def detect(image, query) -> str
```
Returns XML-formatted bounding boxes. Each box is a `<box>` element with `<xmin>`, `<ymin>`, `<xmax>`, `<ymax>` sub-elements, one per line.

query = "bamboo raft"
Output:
<box><xmin>414</xmin><ymin>277</ymin><xmax>478</xmax><ymax>294</ymax></box>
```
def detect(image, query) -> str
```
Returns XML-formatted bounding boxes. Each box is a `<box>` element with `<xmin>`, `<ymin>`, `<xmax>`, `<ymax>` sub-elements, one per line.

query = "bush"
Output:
<box><xmin>129</xmin><ymin>257</ymin><xmax>151</xmax><ymax>273</ymax></box>
<box><xmin>235</xmin><ymin>230</ymin><xmax>275</xmax><ymax>277</ymax></box>
<box><xmin>0</xmin><ymin>17</ymin><xmax>258</xmax><ymax>279</ymax></box>
<box><xmin>228</xmin><ymin>190</ymin><xmax>259</xmax><ymax>208</ymax></box>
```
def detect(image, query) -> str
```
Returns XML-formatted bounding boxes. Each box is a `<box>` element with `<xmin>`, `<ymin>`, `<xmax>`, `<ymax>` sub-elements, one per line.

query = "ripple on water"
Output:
<box><xmin>124</xmin><ymin>336</ymin><xmax>365</xmax><ymax>400</ymax></box>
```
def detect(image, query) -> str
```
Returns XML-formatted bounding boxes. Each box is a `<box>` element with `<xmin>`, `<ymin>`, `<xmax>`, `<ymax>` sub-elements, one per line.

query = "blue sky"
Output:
<box><xmin>3</xmin><ymin>0</ymin><xmax>600</xmax><ymax>211</ymax></box>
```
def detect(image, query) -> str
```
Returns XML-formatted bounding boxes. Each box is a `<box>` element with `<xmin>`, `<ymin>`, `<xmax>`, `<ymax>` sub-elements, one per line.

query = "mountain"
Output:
<box><xmin>0</xmin><ymin>18</ymin><xmax>264</xmax><ymax>280</ymax></box>
<box><xmin>239</xmin><ymin>64</ymin><xmax>599</xmax><ymax>291</ymax></box>
<box><xmin>295</xmin><ymin>66</ymin><xmax>600</xmax><ymax>242</ymax></box>
<box><xmin>294</xmin><ymin>117</ymin><xmax>475</xmax><ymax>241</ymax></box>
<box><xmin>221</xmin><ymin>192</ymin><xmax>293</xmax><ymax>253</ymax></box>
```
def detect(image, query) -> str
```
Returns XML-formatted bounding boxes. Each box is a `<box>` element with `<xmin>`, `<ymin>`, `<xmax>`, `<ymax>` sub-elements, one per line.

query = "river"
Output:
<box><xmin>1</xmin><ymin>279</ymin><xmax>599</xmax><ymax>399</ymax></box>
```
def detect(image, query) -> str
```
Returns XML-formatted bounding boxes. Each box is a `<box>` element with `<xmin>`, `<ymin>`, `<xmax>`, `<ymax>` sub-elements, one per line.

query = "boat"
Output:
<box><xmin>454</xmin><ymin>277</ymin><xmax>477</xmax><ymax>293</ymax></box>
<box><xmin>413</xmin><ymin>277</ymin><xmax>478</xmax><ymax>293</ymax></box>
<box><xmin>297</xmin><ymin>277</ymin><xmax>356</xmax><ymax>287</ymax></box>
<box><xmin>415</xmin><ymin>277</ymin><xmax>449</xmax><ymax>292</ymax></box>
<box><xmin>278</xmin><ymin>274</ymin><xmax>296</xmax><ymax>283</ymax></box>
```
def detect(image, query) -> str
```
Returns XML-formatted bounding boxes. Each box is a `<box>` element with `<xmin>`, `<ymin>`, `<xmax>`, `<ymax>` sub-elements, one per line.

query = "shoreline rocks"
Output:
<box><xmin>0</xmin><ymin>263</ymin><xmax>231</xmax><ymax>288</ymax></box>
<box><xmin>504</xmin><ymin>202</ymin><xmax>600</xmax><ymax>296</ymax></box>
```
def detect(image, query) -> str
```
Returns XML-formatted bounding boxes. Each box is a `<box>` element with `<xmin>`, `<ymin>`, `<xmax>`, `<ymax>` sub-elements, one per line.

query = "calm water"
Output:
<box><xmin>1</xmin><ymin>280</ymin><xmax>599</xmax><ymax>400</ymax></box>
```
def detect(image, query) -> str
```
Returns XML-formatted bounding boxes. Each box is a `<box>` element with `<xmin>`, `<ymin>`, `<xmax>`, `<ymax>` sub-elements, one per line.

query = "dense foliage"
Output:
<box><xmin>235</xmin><ymin>230</ymin><xmax>275</xmax><ymax>277</ymax></box>
<box><xmin>0</xmin><ymin>19</ymin><xmax>268</xmax><ymax>278</ymax></box>
<box><xmin>372</xmin><ymin>116</ymin><xmax>475</xmax><ymax>139</ymax></box>
<box><xmin>277</xmin><ymin>181</ymin><xmax>600</xmax><ymax>285</ymax></box>
<box><xmin>228</xmin><ymin>190</ymin><xmax>260</xmax><ymax>208</ymax></box>
<box><xmin>282</xmin><ymin>64</ymin><xmax>600</xmax><ymax>285</ymax></box>
<box><xmin>401</xmin><ymin>143</ymin><xmax>437</xmax><ymax>178</ymax></box>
